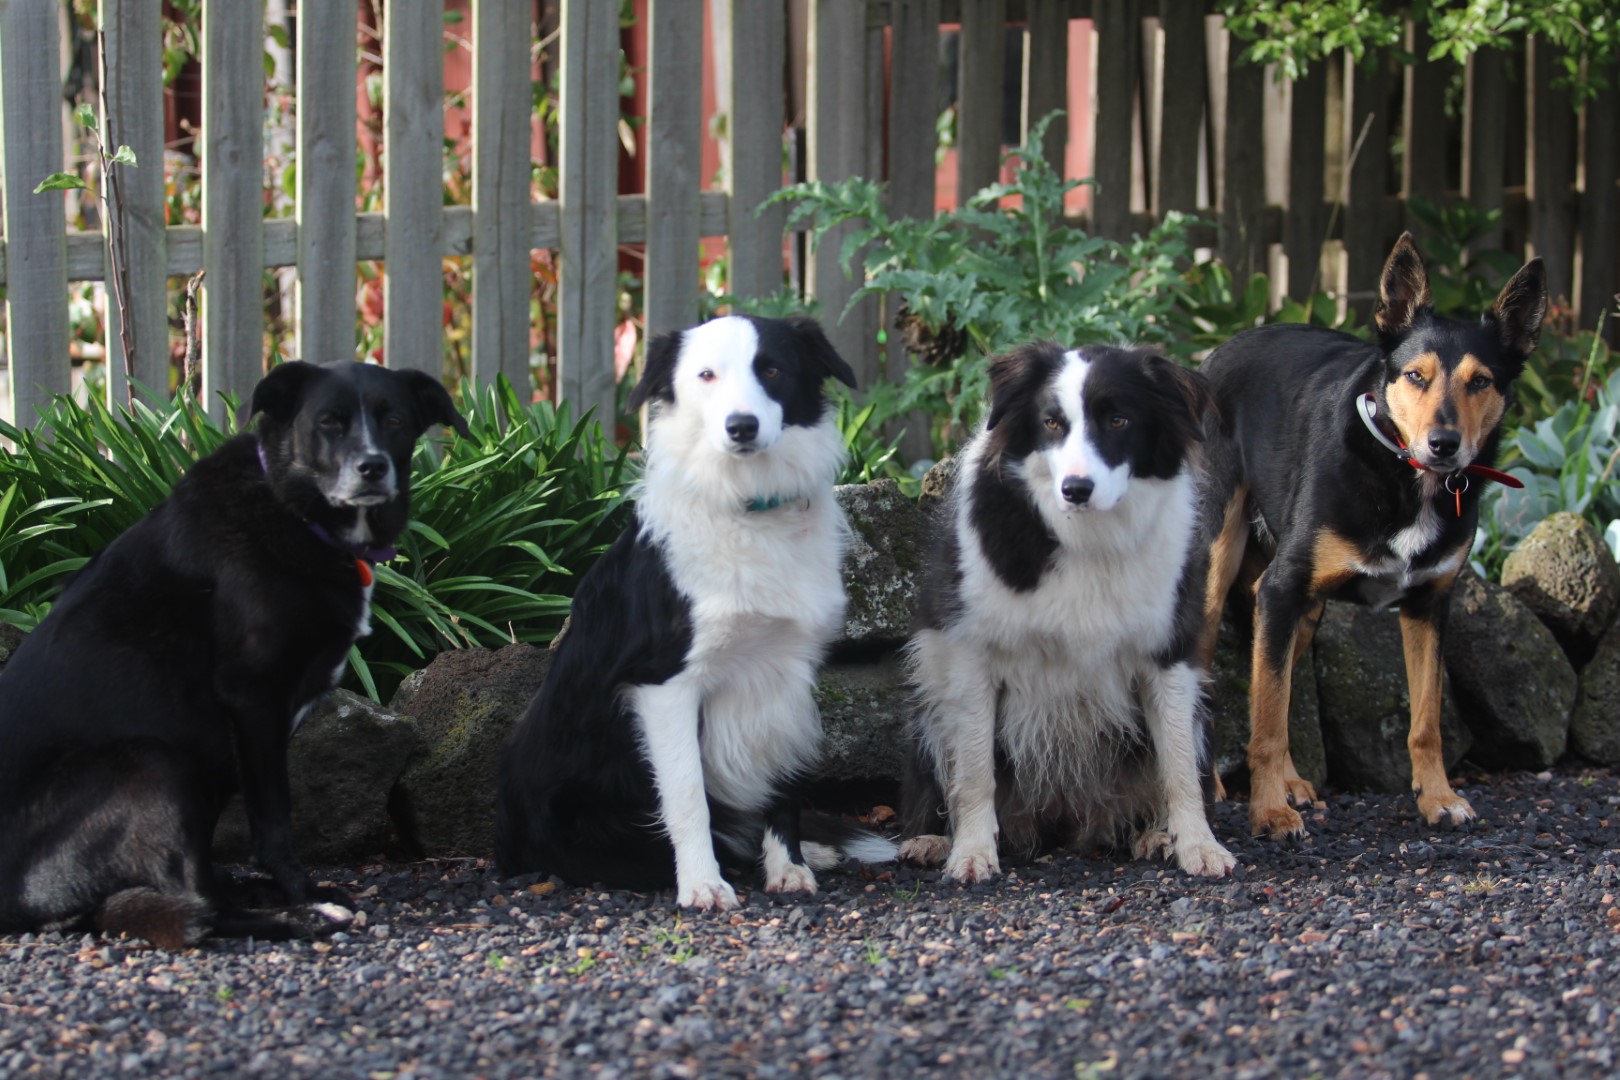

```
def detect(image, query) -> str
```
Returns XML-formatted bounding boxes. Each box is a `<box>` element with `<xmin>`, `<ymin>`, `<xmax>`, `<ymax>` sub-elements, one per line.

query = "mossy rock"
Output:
<box><xmin>813</xmin><ymin>656</ymin><xmax>911</xmax><ymax>784</ymax></box>
<box><xmin>1571</xmin><ymin>620</ymin><xmax>1620</xmax><ymax>765</ymax></box>
<box><xmin>1501</xmin><ymin>511</ymin><xmax>1620</xmax><ymax>668</ymax></box>
<box><xmin>835</xmin><ymin>480</ymin><xmax>928</xmax><ymax>649</ymax></box>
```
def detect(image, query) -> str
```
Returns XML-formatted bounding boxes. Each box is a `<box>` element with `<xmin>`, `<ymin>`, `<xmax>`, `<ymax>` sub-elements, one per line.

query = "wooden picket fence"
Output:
<box><xmin>0</xmin><ymin>0</ymin><xmax>1614</xmax><ymax>432</ymax></box>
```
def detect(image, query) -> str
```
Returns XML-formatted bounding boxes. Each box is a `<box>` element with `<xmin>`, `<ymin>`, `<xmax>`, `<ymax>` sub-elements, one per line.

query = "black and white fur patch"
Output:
<box><xmin>495</xmin><ymin>315</ymin><xmax>895</xmax><ymax>911</ymax></box>
<box><xmin>899</xmin><ymin>343</ymin><xmax>1236</xmax><ymax>880</ymax></box>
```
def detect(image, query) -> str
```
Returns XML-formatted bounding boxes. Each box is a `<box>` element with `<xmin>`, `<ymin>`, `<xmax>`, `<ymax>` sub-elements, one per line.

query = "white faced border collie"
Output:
<box><xmin>496</xmin><ymin>315</ymin><xmax>896</xmax><ymax>910</ymax></box>
<box><xmin>899</xmin><ymin>343</ymin><xmax>1237</xmax><ymax>880</ymax></box>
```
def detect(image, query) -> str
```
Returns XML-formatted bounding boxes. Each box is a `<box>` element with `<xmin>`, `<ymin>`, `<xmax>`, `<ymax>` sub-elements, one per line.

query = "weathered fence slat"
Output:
<box><xmin>201</xmin><ymin>0</ymin><xmax>265</xmax><ymax>418</ymax></box>
<box><xmin>1023</xmin><ymin>0</ymin><xmax>1068</xmax><ymax>176</ymax></box>
<box><xmin>384</xmin><ymin>0</ymin><xmax>446</xmax><ymax>378</ymax></box>
<box><xmin>1092</xmin><ymin>0</ymin><xmax>1140</xmax><ymax>239</ymax></box>
<box><xmin>957</xmin><ymin>0</ymin><xmax>1008</xmax><ymax>203</ymax></box>
<box><xmin>1580</xmin><ymin>83</ymin><xmax>1618</xmax><ymax>337</ymax></box>
<box><xmin>1464</xmin><ymin>46</ymin><xmax>1507</xmax><ymax>253</ymax></box>
<box><xmin>1285</xmin><ymin>65</ymin><xmax>1327</xmax><ymax>300</ymax></box>
<box><xmin>645</xmin><ymin>0</ymin><xmax>704</xmax><ymax>343</ymax></box>
<box><xmin>99</xmin><ymin>0</ymin><xmax>168</xmax><ymax>405</ymax></box>
<box><xmin>297</xmin><ymin>0</ymin><xmax>359</xmax><ymax>366</ymax></box>
<box><xmin>1218</xmin><ymin>26</ymin><xmax>1264</xmax><ymax>283</ymax></box>
<box><xmin>472</xmin><ymin>0</ymin><xmax>534</xmax><ymax>387</ymax></box>
<box><xmin>1529</xmin><ymin>35</ymin><xmax>1576</xmax><ymax>305</ymax></box>
<box><xmin>1344</xmin><ymin>53</ymin><xmax>1393</xmax><ymax>313</ymax></box>
<box><xmin>724</xmin><ymin>0</ymin><xmax>787</xmax><ymax>302</ymax></box>
<box><xmin>1155</xmin><ymin>0</ymin><xmax>1204</xmax><ymax>216</ymax></box>
<box><xmin>0</xmin><ymin>0</ymin><xmax>72</xmax><ymax>425</ymax></box>
<box><xmin>558</xmin><ymin>0</ymin><xmax>621</xmax><ymax>423</ymax></box>
<box><xmin>808</xmin><ymin>0</ymin><xmax>876</xmax><ymax>386</ymax></box>
<box><xmin>1402</xmin><ymin>22</ymin><xmax>1448</xmax><ymax>206</ymax></box>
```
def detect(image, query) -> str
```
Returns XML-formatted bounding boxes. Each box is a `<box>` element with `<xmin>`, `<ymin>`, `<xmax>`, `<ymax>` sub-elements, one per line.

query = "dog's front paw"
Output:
<box><xmin>278</xmin><ymin>901</ymin><xmax>354</xmax><ymax>939</ymax></box>
<box><xmin>677</xmin><ymin>878</ymin><xmax>739</xmax><ymax>911</ymax></box>
<box><xmin>943</xmin><ymin>845</ymin><xmax>999</xmax><ymax>884</ymax></box>
<box><xmin>1131</xmin><ymin>829</ymin><xmax>1172</xmax><ymax>861</ymax></box>
<box><xmin>1284</xmin><ymin>776</ymin><xmax>1318</xmax><ymax>806</ymax></box>
<box><xmin>1250</xmin><ymin>802</ymin><xmax>1306</xmax><ymax>840</ymax></box>
<box><xmin>1417</xmin><ymin>789</ymin><xmax>1475</xmax><ymax>828</ymax></box>
<box><xmin>764</xmin><ymin>862</ymin><xmax>817</xmax><ymax>895</ymax></box>
<box><xmin>898</xmin><ymin>835</ymin><xmax>951</xmax><ymax>866</ymax></box>
<box><xmin>1174</xmin><ymin>837</ymin><xmax>1237</xmax><ymax>878</ymax></box>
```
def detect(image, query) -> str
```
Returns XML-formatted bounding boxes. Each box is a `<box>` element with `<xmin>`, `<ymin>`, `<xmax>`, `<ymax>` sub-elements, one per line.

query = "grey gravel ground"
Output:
<box><xmin>2</xmin><ymin>766</ymin><xmax>1618</xmax><ymax>1079</ymax></box>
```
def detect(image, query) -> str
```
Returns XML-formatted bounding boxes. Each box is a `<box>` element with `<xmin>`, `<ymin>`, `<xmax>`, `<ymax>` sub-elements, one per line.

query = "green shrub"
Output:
<box><xmin>770</xmin><ymin>113</ymin><xmax>1197</xmax><ymax>456</ymax></box>
<box><xmin>0</xmin><ymin>379</ymin><xmax>634</xmax><ymax>701</ymax></box>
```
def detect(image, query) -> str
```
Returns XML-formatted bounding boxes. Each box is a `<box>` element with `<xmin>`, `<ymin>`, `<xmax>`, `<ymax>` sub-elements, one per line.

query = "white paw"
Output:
<box><xmin>676</xmin><ymin>878</ymin><xmax>739</xmax><ymax>911</ymax></box>
<box><xmin>763</xmin><ymin>862</ymin><xmax>817</xmax><ymax>895</ymax></box>
<box><xmin>306</xmin><ymin>902</ymin><xmax>354</xmax><ymax>926</ymax></box>
<box><xmin>943</xmin><ymin>845</ymin><xmax>1000</xmax><ymax>884</ymax></box>
<box><xmin>898</xmin><ymin>834</ymin><xmax>951</xmax><ymax>866</ymax></box>
<box><xmin>1174</xmin><ymin>836</ymin><xmax>1237</xmax><ymax>878</ymax></box>
<box><xmin>1131</xmin><ymin>829</ymin><xmax>1173</xmax><ymax>862</ymax></box>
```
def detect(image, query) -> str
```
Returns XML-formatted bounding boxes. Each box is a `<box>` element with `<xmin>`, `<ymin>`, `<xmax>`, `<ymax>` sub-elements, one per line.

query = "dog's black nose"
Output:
<box><xmin>1427</xmin><ymin>430</ymin><xmax>1461</xmax><ymax>458</ymax></box>
<box><xmin>357</xmin><ymin>455</ymin><xmax>390</xmax><ymax>481</ymax></box>
<box><xmin>726</xmin><ymin>413</ymin><xmax>759</xmax><ymax>443</ymax></box>
<box><xmin>1061</xmin><ymin>476</ymin><xmax>1094</xmax><ymax>505</ymax></box>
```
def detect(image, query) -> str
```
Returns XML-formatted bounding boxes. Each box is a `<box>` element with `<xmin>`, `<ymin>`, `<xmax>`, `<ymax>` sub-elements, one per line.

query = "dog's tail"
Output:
<box><xmin>799</xmin><ymin>812</ymin><xmax>898</xmax><ymax>870</ymax></box>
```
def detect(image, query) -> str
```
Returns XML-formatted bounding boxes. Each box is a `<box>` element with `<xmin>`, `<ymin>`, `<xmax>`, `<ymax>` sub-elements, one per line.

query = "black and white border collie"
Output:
<box><xmin>899</xmin><ymin>343</ymin><xmax>1236</xmax><ymax>880</ymax></box>
<box><xmin>496</xmin><ymin>315</ymin><xmax>895</xmax><ymax>910</ymax></box>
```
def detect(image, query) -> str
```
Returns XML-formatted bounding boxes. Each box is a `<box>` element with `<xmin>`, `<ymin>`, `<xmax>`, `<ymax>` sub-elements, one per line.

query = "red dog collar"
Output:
<box><xmin>1357</xmin><ymin>393</ymin><xmax>1523</xmax><ymax>515</ymax></box>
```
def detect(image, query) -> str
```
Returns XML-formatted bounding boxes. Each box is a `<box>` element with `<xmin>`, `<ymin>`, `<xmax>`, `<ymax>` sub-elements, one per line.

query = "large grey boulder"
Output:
<box><xmin>1205</xmin><ymin>616</ymin><xmax>1327</xmax><ymax>792</ymax></box>
<box><xmin>214</xmin><ymin>690</ymin><xmax>422</xmax><ymax>863</ymax></box>
<box><xmin>1500</xmin><ymin>511</ymin><xmax>1620</xmax><ymax>667</ymax></box>
<box><xmin>390</xmin><ymin>643</ymin><xmax>552</xmax><ymax>857</ymax></box>
<box><xmin>1311</xmin><ymin>602</ymin><xmax>1470</xmax><ymax>794</ymax></box>
<box><xmin>916</xmin><ymin>455</ymin><xmax>958</xmax><ymax>522</ymax></box>
<box><xmin>813</xmin><ymin>656</ymin><xmax>912</xmax><ymax>784</ymax></box>
<box><xmin>1570</xmin><ymin>621</ymin><xmax>1620</xmax><ymax>764</ymax></box>
<box><xmin>835</xmin><ymin>479</ymin><xmax>928</xmax><ymax>650</ymax></box>
<box><xmin>1445</xmin><ymin>570</ymin><xmax>1576</xmax><ymax>769</ymax></box>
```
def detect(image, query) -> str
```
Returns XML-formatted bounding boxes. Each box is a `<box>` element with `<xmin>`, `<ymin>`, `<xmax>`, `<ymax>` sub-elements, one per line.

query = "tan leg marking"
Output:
<box><xmin>1402</xmin><ymin>565</ymin><xmax>1474</xmax><ymax>827</ymax></box>
<box><xmin>1199</xmin><ymin>486</ymin><xmax>1250</xmax><ymax>672</ymax></box>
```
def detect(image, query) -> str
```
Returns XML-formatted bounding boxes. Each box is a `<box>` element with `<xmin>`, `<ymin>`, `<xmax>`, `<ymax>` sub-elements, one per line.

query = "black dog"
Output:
<box><xmin>1198</xmin><ymin>233</ymin><xmax>1545</xmax><ymax>839</ymax></box>
<box><xmin>0</xmin><ymin>361</ymin><xmax>466</xmax><ymax>947</ymax></box>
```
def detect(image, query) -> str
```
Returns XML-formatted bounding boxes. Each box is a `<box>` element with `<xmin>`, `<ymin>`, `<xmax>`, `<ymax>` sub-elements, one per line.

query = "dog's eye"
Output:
<box><xmin>1467</xmin><ymin>374</ymin><xmax>1493</xmax><ymax>391</ymax></box>
<box><xmin>1043</xmin><ymin>417</ymin><xmax>1062</xmax><ymax>432</ymax></box>
<box><xmin>1109</xmin><ymin>415</ymin><xmax>1129</xmax><ymax>430</ymax></box>
<box><xmin>381</xmin><ymin>413</ymin><xmax>404</xmax><ymax>430</ymax></box>
<box><xmin>317</xmin><ymin>413</ymin><xmax>343</xmax><ymax>432</ymax></box>
<box><xmin>1404</xmin><ymin>370</ymin><xmax>1427</xmax><ymax>388</ymax></box>
<box><xmin>761</xmin><ymin>364</ymin><xmax>780</xmax><ymax>380</ymax></box>
<box><xmin>698</xmin><ymin>369</ymin><xmax>716</xmax><ymax>383</ymax></box>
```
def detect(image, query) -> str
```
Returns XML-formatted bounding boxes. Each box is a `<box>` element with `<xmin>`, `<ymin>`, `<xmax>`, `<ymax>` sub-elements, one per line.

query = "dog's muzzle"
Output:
<box><xmin>1060</xmin><ymin>475</ymin><xmax>1094</xmax><ymax>506</ymax></box>
<box><xmin>724</xmin><ymin>412</ymin><xmax>760</xmax><ymax>450</ymax></box>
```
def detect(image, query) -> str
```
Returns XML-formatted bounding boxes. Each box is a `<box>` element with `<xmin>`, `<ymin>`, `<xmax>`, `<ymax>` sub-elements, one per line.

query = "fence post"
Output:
<box><xmin>100</xmin><ymin>0</ymin><xmax>168</xmax><ymax>406</ymax></box>
<box><xmin>384</xmin><ymin>0</ymin><xmax>446</xmax><ymax>379</ymax></box>
<box><xmin>0</xmin><ymin>0</ymin><xmax>70</xmax><ymax>427</ymax></box>
<box><xmin>1219</xmin><ymin>30</ymin><xmax>1265</xmax><ymax>285</ymax></box>
<box><xmin>201</xmin><ymin>0</ymin><xmax>265</xmax><ymax>420</ymax></box>
<box><xmin>557</xmin><ymin>0</ymin><xmax>620</xmax><ymax>423</ymax></box>
<box><xmin>957</xmin><ymin>0</ymin><xmax>1007</xmax><ymax>204</ymax></box>
<box><xmin>645</xmin><ymin>0</ymin><xmax>702</xmax><ymax>343</ymax></box>
<box><xmin>1285</xmin><ymin>66</ymin><xmax>1327</xmax><ymax>300</ymax></box>
<box><xmin>724</xmin><ymin>0</ymin><xmax>787</xmax><ymax>303</ymax></box>
<box><xmin>471</xmin><ymin>0</ymin><xmax>535</xmax><ymax>391</ymax></box>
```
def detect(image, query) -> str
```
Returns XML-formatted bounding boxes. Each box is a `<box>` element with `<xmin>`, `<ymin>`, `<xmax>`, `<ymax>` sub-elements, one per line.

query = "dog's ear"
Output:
<box><xmin>785</xmin><ymin>316</ymin><xmax>858</xmax><ymax>389</ymax></box>
<box><xmin>400</xmin><ymin>369</ymin><xmax>471</xmax><ymax>438</ymax></box>
<box><xmin>249</xmin><ymin>360</ymin><xmax>320</xmax><ymax>426</ymax></box>
<box><xmin>1145</xmin><ymin>353</ymin><xmax>1216</xmax><ymax>444</ymax></box>
<box><xmin>1374</xmin><ymin>232</ymin><xmax>1433</xmax><ymax>341</ymax></box>
<box><xmin>985</xmin><ymin>344</ymin><xmax>1044</xmax><ymax>431</ymax></box>
<box><xmin>628</xmin><ymin>330</ymin><xmax>682</xmax><ymax>411</ymax></box>
<box><xmin>1487</xmin><ymin>256</ymin><xmax>1547</xmax><ymax>363</ymax></box>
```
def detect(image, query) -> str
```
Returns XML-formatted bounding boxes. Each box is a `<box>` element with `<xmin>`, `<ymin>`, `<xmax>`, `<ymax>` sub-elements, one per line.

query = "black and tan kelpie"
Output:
<box><xmin>1197</xmin><ymin>233</ymin><xmax>1546</xmax><ymax>840</ymax></box>
<box><xmin>0</xmin><ymin>361</ymin><xmax>466</xmax><ymax>947</ymax></box>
